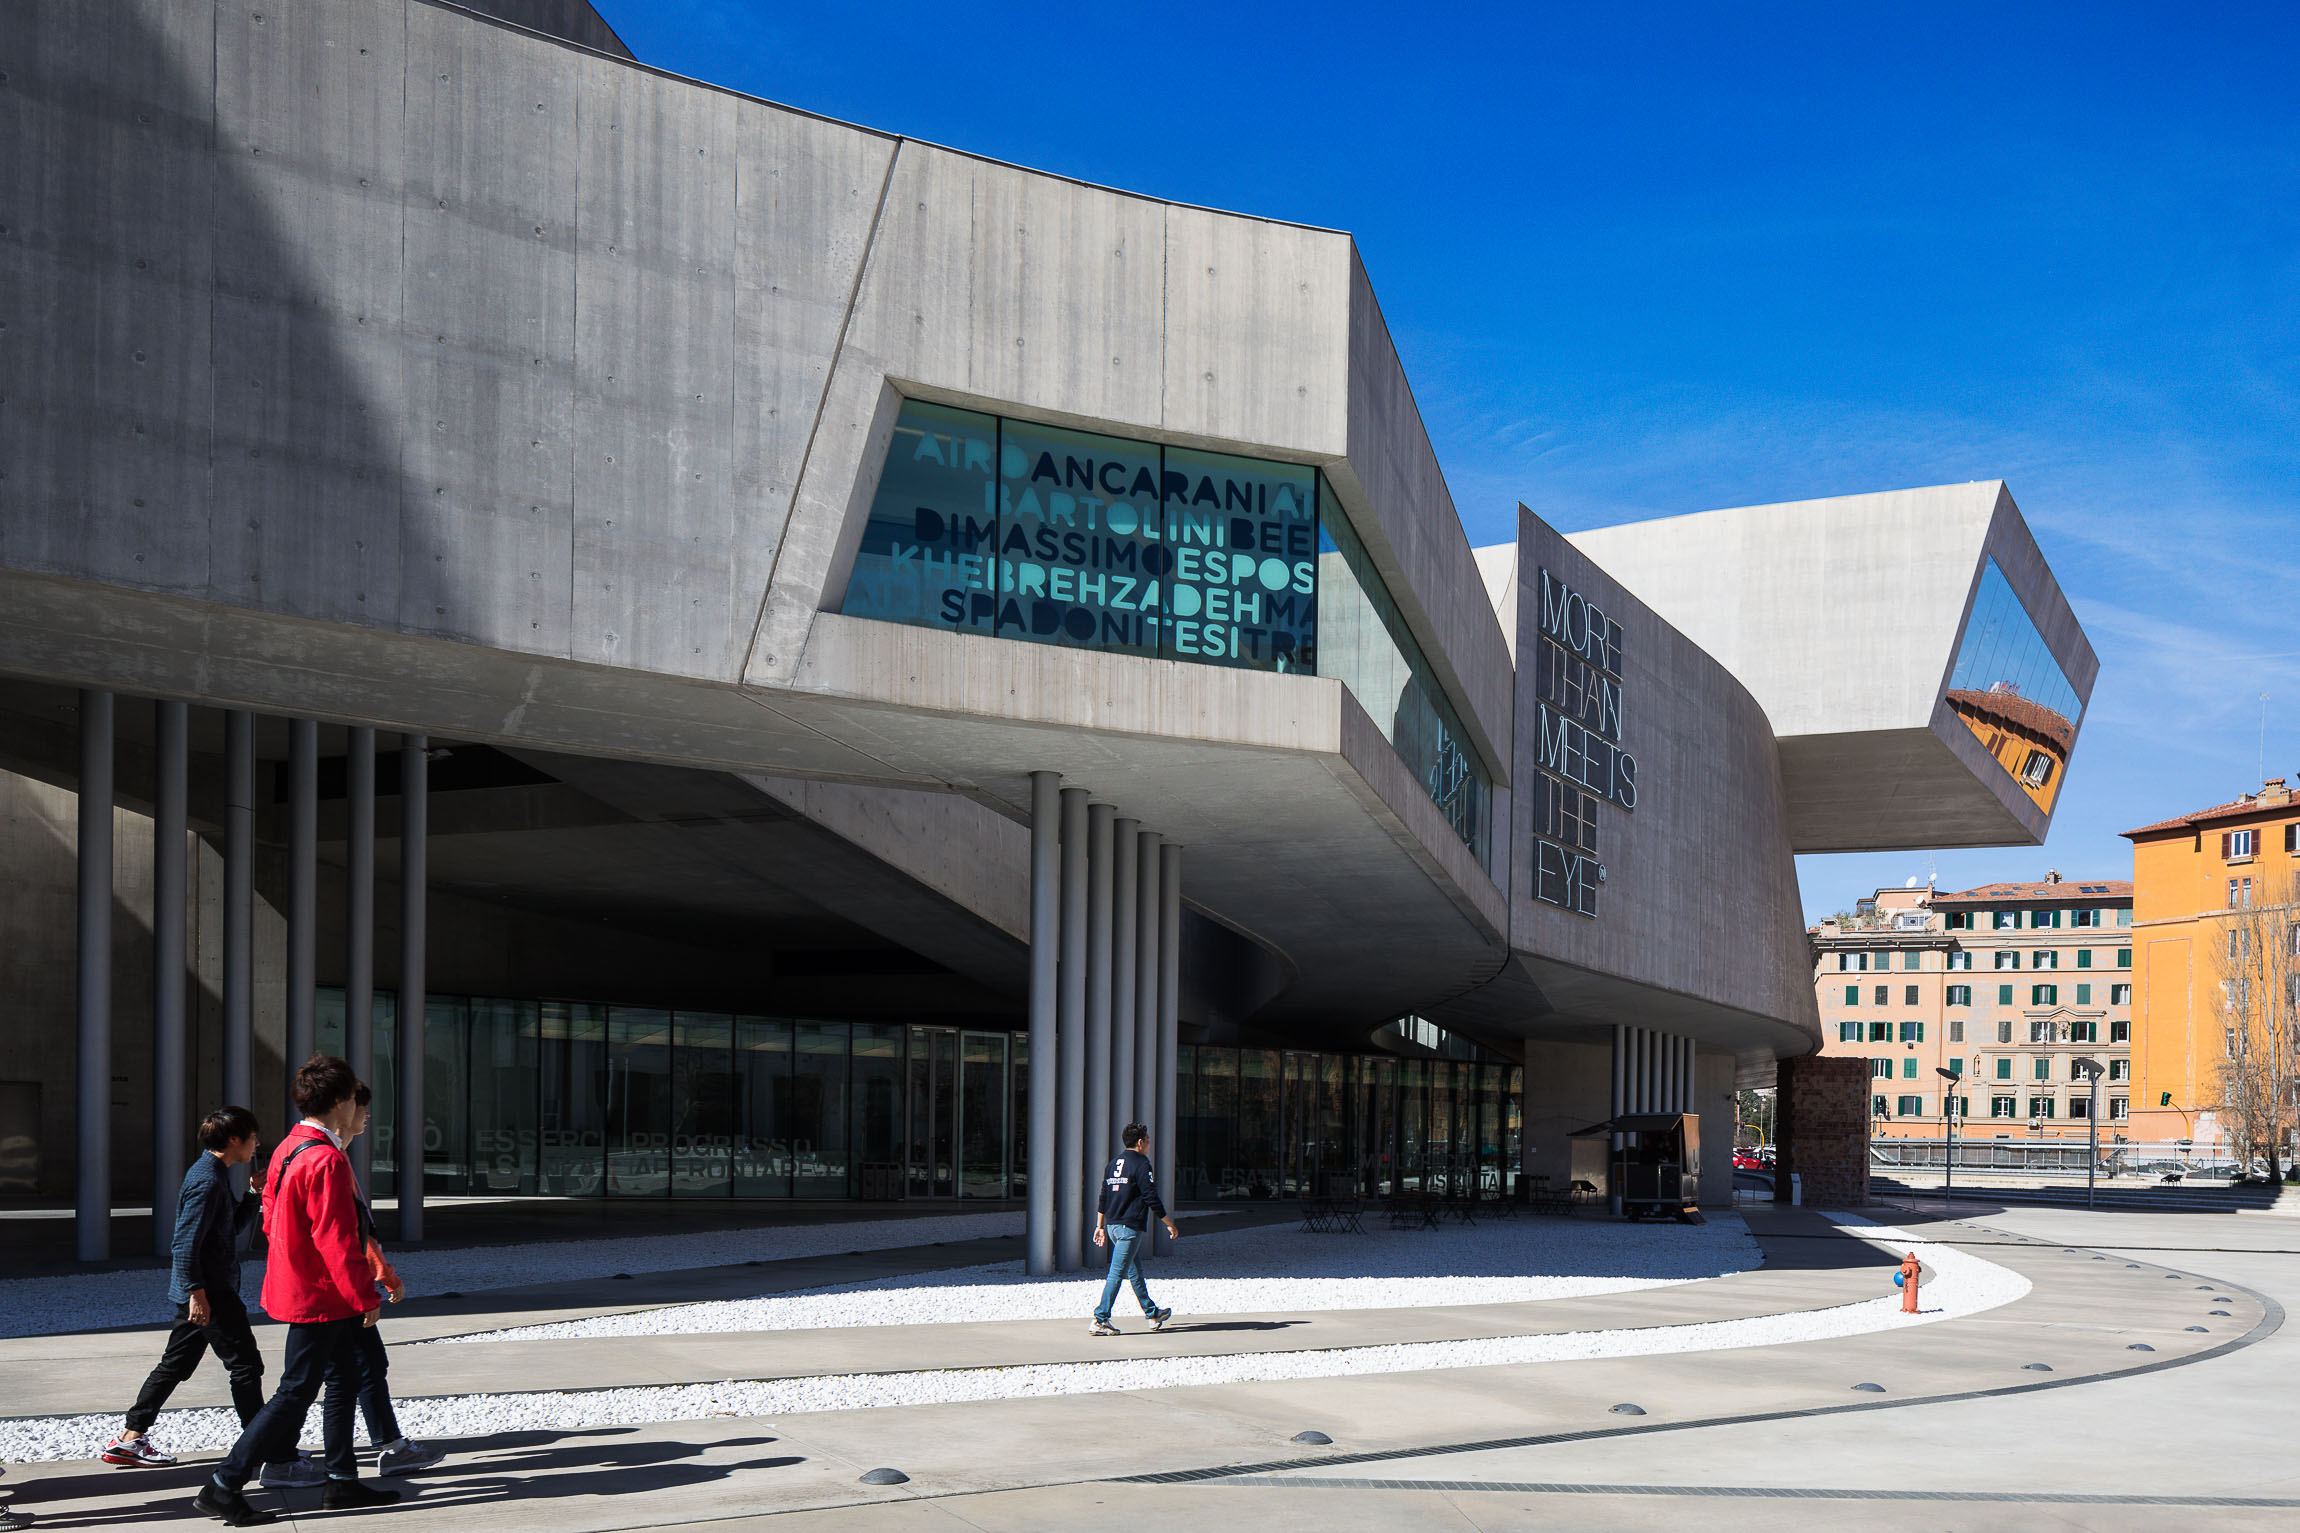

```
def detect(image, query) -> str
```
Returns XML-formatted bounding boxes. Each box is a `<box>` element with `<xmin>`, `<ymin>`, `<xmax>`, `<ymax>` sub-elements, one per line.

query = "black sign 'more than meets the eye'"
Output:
<box><xmin>1530</xmin><ymin>568</ymin><xmax>1635</xmax><ymax>918</ymax></box>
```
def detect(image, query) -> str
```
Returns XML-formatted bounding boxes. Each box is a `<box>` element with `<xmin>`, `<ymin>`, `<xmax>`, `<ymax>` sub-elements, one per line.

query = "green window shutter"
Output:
<box><xmin>2117</xmin><ymin>948</ymin><xmax>2132</xmax><ymax>968</ymax></box>
<box><xmin>2076</xmin><ymin>983</ymin><xmax>2091</xmax><ymax>1004</ymax></box>
<box><xmin>1846</xmin><ymin>985</ymin><xmax>1859</xmax><ymax>1006</ymax></box>
<box><xmin>2077</xmin><ymin>948</ymin><xmax>2092</xmax><ymax>968</ymax></box>
<box><xmin>1902</xmin><ymin>1058</ymin><xmax>1917</xmax><ymax>1079</ymax></box>
<box><xmin>1998</xmin><ymin>984</ymin><xmax>2014</xmax><ymax>1005</ymax></box>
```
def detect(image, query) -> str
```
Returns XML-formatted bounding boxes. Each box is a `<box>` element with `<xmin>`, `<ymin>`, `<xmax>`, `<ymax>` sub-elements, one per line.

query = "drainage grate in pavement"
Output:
<box><xmin>1213</xmin><ymin>1478</ymin><xmax>2300</xmax><ymax>1507</ymax></box>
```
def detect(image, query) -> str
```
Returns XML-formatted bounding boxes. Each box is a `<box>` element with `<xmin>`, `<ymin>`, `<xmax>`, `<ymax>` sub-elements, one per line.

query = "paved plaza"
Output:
<box><xmin>2</xmin><ymin>1198</ymin><xmax>2292</xmax><ymax>1530</ymax></box>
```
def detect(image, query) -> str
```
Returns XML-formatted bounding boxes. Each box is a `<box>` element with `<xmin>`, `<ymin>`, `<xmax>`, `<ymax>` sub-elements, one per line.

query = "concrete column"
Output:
<box><xmin>222</xmin><ymin>710</ymin><xmax>254</xmax><ymax>1110</ymax></box>
<box><xmin>1133</xmin><ymin>832</ymin><xmax>1160</xmax><ymax>1130</ymax></box>
<box><xmin>397</xmin><ymin>734</ymin><xmax>428</xmax><ymax>1243</ymax></box>
<box><xmin>1154</xmin><ymin>842</ymin><xmax>1181</xmax><ymax>1254</ymax></box>
<box><xmin>1110</xmin><ymin>819</ymin><xmax>1138</xmax><ymax>1151</ymax></box>
<box><xmin>1610</xmin><ymin>1023</ymin><xmax>1625</xmax><ymax>1216</ymax></box>
<box><xmin>76</xmin><ymin>689</ymin><xmax>114</xmax><ymax>1263</ymax></box>
<box><xmin>1056</xmin><ymin>786</ymin><xmax>1088</xmax><ymax>1271</ymax></box>
<box><xmin>1025</xmin><ymin>772</ymin><xmax>1058</xmax><ymax>1277</ymax></box>
<box><xmin>1084</xmin><ymin>801</ymin><xmax>1115</xmax><ymax>1252</ymax></box>
<box><xmin>1681</xmin><ymin>1038</ymin><xmax>1695</xmax><ymax>1112</ymax></box>
<box><xmin>1026</xmin><ymin>771</ymin><xmax>1059</xmax><ymax>1276</ymax></box>
<box><xmin>151</xmin><ymin>700</ymin><xmax>189</xmax><ymax>1259</ymax></box>
<box><xmin>285</xmin><ymin>717</ymin><xmax>318</xmax><ymax>1098</ymax></box>
<box><xmin>346</xmin><ymin>727</ymin><xmax>376</xmax><ymax>1191</ymax></box>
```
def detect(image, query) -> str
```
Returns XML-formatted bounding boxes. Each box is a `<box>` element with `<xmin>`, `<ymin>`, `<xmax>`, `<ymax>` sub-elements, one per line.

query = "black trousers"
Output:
<box><xmin>323</xmin><ymin>1319</ymin><xmax>402</xmax><ymax>1446</ymax></box>
<box><xmin>214</xmin><ymin>1316</ymin><xmax>361</xmax><ymax>1490</ymax></box>
<box><xmin>125</xmin><ymin>1289</ymin><xmax>265</xmax><ymax>1434</ymax></box>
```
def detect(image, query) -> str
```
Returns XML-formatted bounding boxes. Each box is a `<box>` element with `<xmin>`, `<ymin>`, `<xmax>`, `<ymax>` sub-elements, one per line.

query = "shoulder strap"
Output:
<box><xmin>267</xmin><ymin>1134</ymin><xmax>331</xmax><ymax>1203</ymax></box>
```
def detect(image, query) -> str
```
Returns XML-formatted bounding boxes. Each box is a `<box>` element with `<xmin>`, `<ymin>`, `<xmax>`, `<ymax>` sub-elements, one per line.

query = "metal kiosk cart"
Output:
<box><xmin>1568</xmin><ymin>1112</ymin><xmax>1704</xmax><ymax>1223</ymax></box>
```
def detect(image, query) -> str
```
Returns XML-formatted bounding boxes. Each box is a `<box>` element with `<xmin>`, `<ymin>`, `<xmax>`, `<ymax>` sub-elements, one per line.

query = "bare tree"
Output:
<box><xmin>2211</xmin><ymin>869</ymin><xmax>2300</xmax><ymax>1175</ymax></box>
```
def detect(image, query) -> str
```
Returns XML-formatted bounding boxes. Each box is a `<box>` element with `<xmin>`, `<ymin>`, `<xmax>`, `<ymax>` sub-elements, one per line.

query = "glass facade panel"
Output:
<box><xmin>959</xmin><ymin>1031</ymin><xmax>1007</xmax><ymax>1198</ymax></box>
<box><xmin>852</xmin><ymin>1023</ymin><xmax>904</xmax><ymax>1190</ymax></box>
<box><xmin>671</xmin><ymin>1014</ymin><xmax>735</xmax><ymax>1197</ymax></box>
<box><xmin>1160</xmin><ymin>444</ymin><xmax>1317</xmax><ymax>670</ymax></box>
<box><xmin>1317</xmin><ymin>489</ymin><xmax>1492</xmax><ymax>862</ymax></box>
<box><xmin>1944</xmin><ymin>556</ymin><xmax>2085</xmax><ymax>811</ymax></box>
<box><xmin>733</xmin><ymin>1017</ymin><xmax>792</xmax><ymax>1197</ymax></box>
<box><xmin>319</xmin><ymin>987</ymin><xmax>1535</xmax><ymax>1209</ymax></box>
<box><xmin>841</xmin><ymin>399</ymin><xmax>999</xmax><ymax>633</ymax></box>
<box><xmin>1237</xmin><ymin>1049</ymin><xmax>1281</xmax><ymax>1200</ymax></box>
<box><xmin>842</xmin><ymin>401</ymin><xmax>1482</xmax><ymax>848</ymax></box>
<box><xmin>418</xmin><ymin>997</ymin><xmax>469</xmax><ymax>1196</ymax></box>
<box><xmin>792</xmin><ymin>1023</ymin><xmax>850</xmax><ymax>1198</ymax></box>
<box><xmin>1186</xmin><ymin>1046</ymin><xmax>1236</xmax><ymax>1200</ymax></box>
<box><xmin>368</xmin><ymin>992</ymin><xmax>400</xmax><ymax>1198</ymax></box>
<box><xmin>606</xmin><ymin>1008</ymin><xmax>672</xmax><ymax>1196</ymax></box>
<box><xmin>996</xmin><ymin>417</ymin><xmax>1166</xmax><ymax>658</ymax></box>
<box><xmin>470</xmin><ymin>999</ymin><xmax>539</xmax><ymax>1195</ymax></box>
<box><xmin>539</xmin><ymin>1001</ymin><xmax>605</xmax><ymax>1196</ymax></box>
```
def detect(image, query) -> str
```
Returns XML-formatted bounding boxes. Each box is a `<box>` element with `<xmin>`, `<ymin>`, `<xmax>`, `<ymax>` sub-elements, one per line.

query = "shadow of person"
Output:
<box><xmin>1147</xmin><ymin>1320</ymin><xmax>1302</xmax><ymax>1334</ymax></box>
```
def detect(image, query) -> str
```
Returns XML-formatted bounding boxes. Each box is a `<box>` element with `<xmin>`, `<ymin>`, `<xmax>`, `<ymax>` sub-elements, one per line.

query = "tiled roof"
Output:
<box><xmin>2123</xmin><ymin>796</ymin><xmax>2296</xmax><ymax>838</ymax></box>
<box><xmin>1932</xmin><ymin>879</ymin><xmax>2131</xmax><ymax>904</ymax></box>
<box><xmin>1944</xmin><ymin>687</ymin><xmax>2077</xmax><ymax>752</ymax></box>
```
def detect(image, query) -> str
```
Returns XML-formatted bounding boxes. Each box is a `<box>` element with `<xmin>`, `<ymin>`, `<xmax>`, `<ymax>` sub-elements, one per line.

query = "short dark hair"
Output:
<box><xmin>353</xmin><ymin>1082</ymin><xmax>372</xmax><ymax>1109</ymax></box>
<box><xmin>1122</xmin><ymin>1122</ymin><xmax>1148</xmax><ymax>1148</ymax></box>
<box><xmin>290</xmin><ymin>1055</ymin><xmax>363</xmax><ymax>1118</ymax></box>
<box><xmin>198</xmin><ymin>1106</ymin><xmax>259</xmax><ymax>1151</ymax></box>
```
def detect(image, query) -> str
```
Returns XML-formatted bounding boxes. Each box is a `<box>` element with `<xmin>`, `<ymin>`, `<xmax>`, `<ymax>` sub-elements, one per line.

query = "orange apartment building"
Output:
<box><xmin>1810</xmin><ymin>874</ymin><xmax>2132</xmax><ymax>1141</ymax></box>
<box><xmin>2123</xmin><ymin>777</ymin><xmax>2300</xmax><ymax>1145</ymax></box>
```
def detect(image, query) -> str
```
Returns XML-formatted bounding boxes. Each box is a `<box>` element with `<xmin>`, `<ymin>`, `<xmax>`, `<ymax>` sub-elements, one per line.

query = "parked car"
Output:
<box><xmin>1733</xmin><ymin>1149</ymin><xmax>1767</xmax><ymax>1172</ymax></box>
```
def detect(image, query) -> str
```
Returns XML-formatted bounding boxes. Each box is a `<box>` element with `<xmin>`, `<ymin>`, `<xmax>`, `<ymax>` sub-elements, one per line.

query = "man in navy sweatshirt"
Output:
<box><xmin>101</xmin><ymin>1108</ymin><xmax>321</xmax><ymax>1490</ymax></box>
<box><xmin>1091</xmin><ymin>1122</ymin><xmax>1181</xmax><ymax>1336</ymax></box>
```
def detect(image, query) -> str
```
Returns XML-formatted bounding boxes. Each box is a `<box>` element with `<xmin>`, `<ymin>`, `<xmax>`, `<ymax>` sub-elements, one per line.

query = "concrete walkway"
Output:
<box><xmin>0</xmin><ymin>1205</ymin><xmax>2284</xmax><ymax>1529</ymax></box>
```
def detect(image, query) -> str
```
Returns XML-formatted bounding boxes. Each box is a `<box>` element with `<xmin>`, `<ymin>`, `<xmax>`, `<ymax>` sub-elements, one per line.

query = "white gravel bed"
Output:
<box><xmin>0</xmin><ymin>1211</ymin><xmax>2028</xmax><ymax>1463</ymax></box>
<box><xmin>441</xmin><ymin>1212</ymin><xmax>1764</xmax><ymax>1342</ymax></box>
<box><xmin>0</xmin><ymin>1210</ymin><xmax>1036</xmax><ymax>1340</ymax></box>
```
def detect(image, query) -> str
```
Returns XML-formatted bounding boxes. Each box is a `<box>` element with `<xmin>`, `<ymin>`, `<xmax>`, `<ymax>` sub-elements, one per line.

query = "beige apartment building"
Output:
<box><xmin>1810</xmin><ymin>873</ymin><xmax>2133</xmax><ymax>1141</ymax></box>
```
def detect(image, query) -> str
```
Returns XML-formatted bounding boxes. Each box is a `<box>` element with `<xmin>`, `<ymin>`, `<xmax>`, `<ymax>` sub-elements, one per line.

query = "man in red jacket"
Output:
<box><xmin>194</xmin><ymin>1057</ymin><xmax>399</xmax><ymax>1526</ymax></box>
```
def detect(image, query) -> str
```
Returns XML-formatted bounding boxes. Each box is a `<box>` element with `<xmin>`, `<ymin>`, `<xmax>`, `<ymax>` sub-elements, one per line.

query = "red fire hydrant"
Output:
<box><xmin>1897</xmin><ymin>1251</ymin><xmax>1922</xmax><ymax>1313</ymax></box>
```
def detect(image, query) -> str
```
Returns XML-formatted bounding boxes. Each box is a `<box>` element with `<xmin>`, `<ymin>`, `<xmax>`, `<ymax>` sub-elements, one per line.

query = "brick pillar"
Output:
<box><xmin>1776</xmin><ymin>1055</ymin><xmax>1870</xmax><ymax>1208</ymax></box>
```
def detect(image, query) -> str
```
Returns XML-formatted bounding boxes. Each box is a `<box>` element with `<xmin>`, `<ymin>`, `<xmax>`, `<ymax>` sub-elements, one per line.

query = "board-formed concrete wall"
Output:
<box><xmin>0</xmin><ymin>0</ymin><xmax>1512</xmax><ymax>781</ymax></box>
<box><xmin>1509</xmin><ymin>509</ymin><xmax>1819</xmax><ymax>1059</ymax></box>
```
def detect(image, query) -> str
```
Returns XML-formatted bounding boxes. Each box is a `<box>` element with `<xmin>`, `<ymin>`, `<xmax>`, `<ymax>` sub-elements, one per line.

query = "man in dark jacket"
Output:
<box><xmin>1091</xmin><ymin>1122</ymin><xmax>1181</xmax><ymax>1336</ymax></box>
<box><xmin>194</xmin><ymin>1057</ymin><xmax>398</xmax><ymax>1527</ymax></box>
<box><xmin>102</xmin><ymin>1108</ymin><xmax>321</xmax><ymax>1490</ymax></box>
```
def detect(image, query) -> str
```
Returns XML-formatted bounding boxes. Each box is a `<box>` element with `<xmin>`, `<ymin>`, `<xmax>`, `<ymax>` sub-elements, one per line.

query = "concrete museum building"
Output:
<box><xmin>0</xmin><ymin>0</ymin><xmax>2098</xmax><ymax>1268</ymax></box>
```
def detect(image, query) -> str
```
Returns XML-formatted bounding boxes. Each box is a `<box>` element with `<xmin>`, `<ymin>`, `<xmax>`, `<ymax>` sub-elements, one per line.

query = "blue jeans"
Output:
<box><xmin>1095</xmin><ymin>1225</ymin><xmax>1158</xmax><ymax>1322</ymax></box>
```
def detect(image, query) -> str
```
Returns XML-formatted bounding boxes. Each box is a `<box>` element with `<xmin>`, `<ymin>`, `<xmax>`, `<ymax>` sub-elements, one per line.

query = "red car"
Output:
<box><xmin>1732</xmin><ymin>1149</ymin><xmax>1767</xmax><ymax>1172</ymax></box>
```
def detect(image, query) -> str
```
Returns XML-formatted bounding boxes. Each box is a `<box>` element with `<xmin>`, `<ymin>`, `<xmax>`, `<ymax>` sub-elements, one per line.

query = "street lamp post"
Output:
<box><xmin>1935</xmin><ymin>1065</ymin><xmax>1962</xmax><ymax>1214</ymax></box>
<box><xmin>2073</xmin><ymin>1056</ymin><xmax>2105</xmax><ymax>1210</ymax></box>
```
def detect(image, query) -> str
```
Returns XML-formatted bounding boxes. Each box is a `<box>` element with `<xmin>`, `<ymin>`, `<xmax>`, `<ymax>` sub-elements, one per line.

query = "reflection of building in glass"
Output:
<box><xmin>1944</xmin><ymin>556</ymin><xmax>2085</xmax><ymax>812</ymax></box>
<box><xmin>1946</xmin><ymin>683</ymin><xmax>2074</xmax><ymax>812</ymax></box>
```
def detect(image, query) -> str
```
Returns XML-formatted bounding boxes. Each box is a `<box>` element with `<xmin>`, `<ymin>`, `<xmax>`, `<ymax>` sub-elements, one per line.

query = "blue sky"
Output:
<box><xmin>601</xmin><ymin>2</ymin><xmax>2300</xmax><ymax>920</ymax></box>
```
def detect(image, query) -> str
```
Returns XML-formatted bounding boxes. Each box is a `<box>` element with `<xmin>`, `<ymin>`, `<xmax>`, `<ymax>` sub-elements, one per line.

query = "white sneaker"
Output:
<box><xmin>101</xmin><ymin>1435</ymin><xmax>177</xmax><ymax>1468</ymax></box>
<box><xmin>259</xmin><ymin>1455</ymin><xmax>326</xmax><ymax>1489</ymax></box>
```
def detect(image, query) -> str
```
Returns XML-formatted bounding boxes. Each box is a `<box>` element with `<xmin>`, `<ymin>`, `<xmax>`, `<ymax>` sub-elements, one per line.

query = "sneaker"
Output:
<box><xmin>320</xmin><ymin>1480</ymin><xmax>401</xmax><ymax>1510</ymax></box>
<box><xmin>102</xmin><ymin>1435</ymin><xmax>178</xmax><ymax>1467</ymax></box>
<box><xmin>257</xmin><ymin>1456</ymin><xmax>325</xmax><ymax>1489</ymax></box>
<box><xmin>1149</xmin><ymin>1306</ymin><xmax>1173</xmax><ymax>1331</ymax></box>
<box><xmin>0</xmin><ymin>1507</ymin><xmax>35</xmax><ymax>1529</ymax></box>
<box><xmin>1089</xmin><ymin>1320</ymin><xmax>1121</xmax><ymax>1337</ymax></box>
<box><xmin>375</xmin><ymin>1439</ymin><xmax>445</xmax><ymax>1477</ymax></box>
<box><xmin>191</xmin><ymin>1484</ymin><xmax>277</xmax><ymax>1527</ymax></box>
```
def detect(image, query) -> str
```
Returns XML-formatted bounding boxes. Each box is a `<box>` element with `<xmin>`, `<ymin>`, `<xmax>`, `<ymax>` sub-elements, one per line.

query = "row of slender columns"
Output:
<box><xmin>73</xmin><ymin>695</ymin><xmax>427</xmax><ymax>1261</ymax></box>
<box><xmin>1615</xmin><ymin>1026</ymin><xmax>1697</xmax><ymax>1114</ymax></box>
<box><xmin>1025</xmin><ymin>772</ymin><xmax>1182</xmax><ymax>1274</ymax></box>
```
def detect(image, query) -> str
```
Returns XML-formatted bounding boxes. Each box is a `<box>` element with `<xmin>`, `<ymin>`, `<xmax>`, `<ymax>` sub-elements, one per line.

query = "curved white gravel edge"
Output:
<box><xmin>440</xmin><ymin>1214</ymin><xmax>1763</xmax><ymax>1341</ymax></box>
<box><xmin>0</xmin><ymin>1211</ymin><xmax>2027</xmax><ymax>1463</ymax></box>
